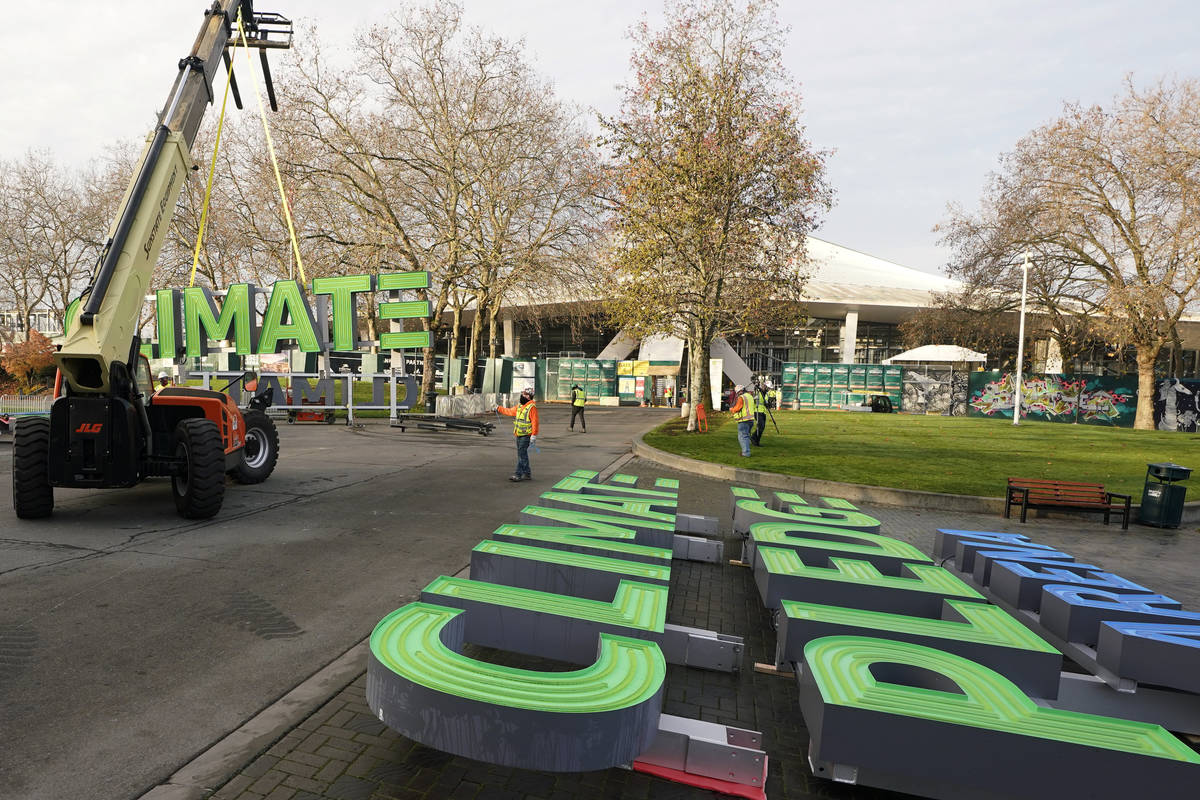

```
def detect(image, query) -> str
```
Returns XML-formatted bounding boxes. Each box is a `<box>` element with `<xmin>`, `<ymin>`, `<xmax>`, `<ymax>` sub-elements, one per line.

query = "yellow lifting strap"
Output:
<box><xmin>236</xmin><ymin>13</ymin><xmax>307</xmax><ymax>288</ymax></box>
<box><xmin>189</xmin><ymin>11</ymin><xmax>308</xmax><ymax>289</ymax></box>
<box><xmin>187</xmin><ymin>13</ymin><xmax>236</xmax><ymax>288</ymax></box>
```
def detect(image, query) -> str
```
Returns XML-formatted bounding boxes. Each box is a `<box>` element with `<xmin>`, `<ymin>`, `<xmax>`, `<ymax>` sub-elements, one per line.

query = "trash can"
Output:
<box><xmin>424</xmin><ymin>390</ymin><xmax>439</xmax><ymax>415</ymax></box>
<box><xmin>1138</xmin><ymin>462</ymin><xmax>1191</xmax><ymax>528</ymax></box>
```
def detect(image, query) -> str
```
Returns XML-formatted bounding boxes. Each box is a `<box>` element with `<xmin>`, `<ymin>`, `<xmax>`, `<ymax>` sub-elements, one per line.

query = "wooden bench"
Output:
<box><xmin>1004</xmin><ymin>478</ymin><xmax>1132</xmax><ymax>530</ymax></box>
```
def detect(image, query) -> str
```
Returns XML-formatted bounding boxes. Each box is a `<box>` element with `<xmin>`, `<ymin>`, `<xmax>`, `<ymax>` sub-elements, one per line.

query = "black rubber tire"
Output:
<box><xmin>13</xmin><ymin>416</ymin><xmax>53</xmax><ymax>519</ymax></box>
<box><xmin>232</xmin><ymin>410</ymin><xmax>279</xmax><ymax>484</ymax></box>
<box><xmin>172</xmin><ymin>418</ymin><xmax>225</xmax><ymax>519</ymax></box>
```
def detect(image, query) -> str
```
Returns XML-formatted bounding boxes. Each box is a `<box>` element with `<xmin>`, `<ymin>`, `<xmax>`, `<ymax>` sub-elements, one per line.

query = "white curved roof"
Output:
<box><xmin>797</xmin><ymin>237</ymin><xmax>959</xmax><ymax>322</ymax></box>
<box><xmin>803</xmin><ymin>237</ymin><xmax>958</xmax><ymax>292</ymax></box>
<box><xmin>884</xmin><ymin>345</ymin><xmax>987</xmax><ymax>363</ymax></box>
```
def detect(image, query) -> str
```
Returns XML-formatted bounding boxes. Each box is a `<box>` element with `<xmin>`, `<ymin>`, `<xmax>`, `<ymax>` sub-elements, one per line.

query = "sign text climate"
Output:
<box><xmin>364</xmin><ymin>474</ymin><xmax>1200</xmax><ymax>798</ymax></box>
<box><xmin>63</xmin><ymin>272</ymin><xmax>433</xmax><ymax>356</ymax></box>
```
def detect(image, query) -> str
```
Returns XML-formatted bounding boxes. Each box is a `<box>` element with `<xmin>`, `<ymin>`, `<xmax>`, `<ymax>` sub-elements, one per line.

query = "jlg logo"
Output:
<box><xmin>74</xmin><ymin>423</ymin><xmax>103</xmax><ymax>434</ymax></box>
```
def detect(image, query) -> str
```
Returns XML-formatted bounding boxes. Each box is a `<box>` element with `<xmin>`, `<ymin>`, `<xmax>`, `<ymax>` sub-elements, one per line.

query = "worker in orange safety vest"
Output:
<box><xmin>495</xmin><ymin>388</ymin><xmax>539</xmax><ymax>481</ymax></box>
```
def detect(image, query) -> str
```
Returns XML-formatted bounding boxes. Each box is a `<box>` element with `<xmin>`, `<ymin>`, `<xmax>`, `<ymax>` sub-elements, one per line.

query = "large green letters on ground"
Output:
<box><xmin>424</xmin><ymin>576</ymin><xmax>667</xmax><ymax>635</ymax></box>
<box><xmin>372</xmin><ymin>602</ymin><xmax>665</xmax><ymax>712</ymax></box>
<box><xmin>805</xmin><ymin>636</ymin><xmax>1199</xmax><ymax>761</ymax></box>
<box><xmin>367</xmin><ymin>602</ymin><xmax>666</xmax><ymax>771</ymax></box>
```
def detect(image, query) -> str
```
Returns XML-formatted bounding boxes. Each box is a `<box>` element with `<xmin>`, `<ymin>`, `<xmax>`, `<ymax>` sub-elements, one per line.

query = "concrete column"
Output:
<box><xmin>503</xmin><ymin>317</ymin><xmax>515</xmax><ymax>357</ymax></box>
<box><xmin>841</xmin><ymin>310</ymin><xmax>859</xmax><ymax>364</ymax></box>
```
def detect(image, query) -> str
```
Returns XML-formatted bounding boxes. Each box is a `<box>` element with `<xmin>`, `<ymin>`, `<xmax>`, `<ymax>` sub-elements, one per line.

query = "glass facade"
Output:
<box><xmin>513</xmin><ymin>317</ymin><xmax>619</xmax><ymax>359</ymax></box>
<box><xmin>729</xmin><ymin>318</ymin><xmax>904</xmax><ymax>371</ymax></box>
<box><xmin>853</xmin><ymin>321</ymin><xmax>905</xmax><ymax>365</ymax></box>
<box><xmin>1010</xmin><ymin>341</ymin><xmax>1200</xmax><ymax>379</ymax></box>
<box><xmin>442</xmin><ymin>311</ymin><xmax>1200</xmax><ymax>382</ymax></box>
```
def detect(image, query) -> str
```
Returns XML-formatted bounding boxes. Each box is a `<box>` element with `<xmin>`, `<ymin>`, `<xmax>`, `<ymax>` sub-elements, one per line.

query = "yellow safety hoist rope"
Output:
<box><xmin>188</xmin><ymin>10</ymin><xmax>307</xmax><ymax>289</ymax></box>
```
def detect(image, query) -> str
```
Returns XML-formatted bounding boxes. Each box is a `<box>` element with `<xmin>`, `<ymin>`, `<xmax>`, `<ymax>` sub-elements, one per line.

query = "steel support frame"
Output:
<box><xmin>634</xmin><ymin>713</ymin><xmax>767</xmax><ymax>789</ymax></box>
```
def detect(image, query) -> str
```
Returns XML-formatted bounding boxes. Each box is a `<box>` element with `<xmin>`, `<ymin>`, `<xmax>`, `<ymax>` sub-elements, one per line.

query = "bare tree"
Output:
<box><xmin>457</xmin><ymin>73</ymin><xmax>602</xmax><ymax>380</ymax></box>
<box><xmin>276</xmin><ymin>5</ymin><xmax>498</xmax><ymax>396</ymax></box>
<box><xmin>0</xmin><ymin>151</ymin><xmax>98</xmax><ymax>336</ymax></box>
<box><xmin>270</xmin><ymin>2</ymin><xmax>602</xmax><ymax>397</ymax></box>
<box><xmin>939</xmin><ymin>78</ymin><xmax>1200</xmax><ymax>429</ymax></box>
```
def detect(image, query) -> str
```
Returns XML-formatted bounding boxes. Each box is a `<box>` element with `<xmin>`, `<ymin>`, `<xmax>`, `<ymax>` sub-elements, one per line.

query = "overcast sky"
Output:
<box><xmin>3</xmin><ymin>1</ymin><xmax>1196</xmax><ymax>276</ymax></box>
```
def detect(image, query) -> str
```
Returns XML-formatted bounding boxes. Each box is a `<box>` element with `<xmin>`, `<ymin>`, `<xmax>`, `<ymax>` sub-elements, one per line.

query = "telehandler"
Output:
<box><xmin>13</xmin><ymin>1</ymin><xmax>292</xmax><ymax>520</ymax></box>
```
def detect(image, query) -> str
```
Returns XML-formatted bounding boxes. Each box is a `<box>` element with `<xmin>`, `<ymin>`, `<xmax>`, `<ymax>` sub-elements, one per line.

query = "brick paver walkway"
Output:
<box><xmin>206</xmin><ymin>457</ymin><xmax>1200</xmax><ymax>800</ymax></box>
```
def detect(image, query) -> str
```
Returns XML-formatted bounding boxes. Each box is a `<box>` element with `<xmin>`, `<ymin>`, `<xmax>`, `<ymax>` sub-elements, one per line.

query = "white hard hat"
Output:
<box><xmin>734</xmin><ymin>384</ymin><xmax>744</xmax><ymax>392</ymax></box>
<box><xmin>158</xmin><ymin>371</ymin><xmax>169</xmax><ymax>379</ymax></box>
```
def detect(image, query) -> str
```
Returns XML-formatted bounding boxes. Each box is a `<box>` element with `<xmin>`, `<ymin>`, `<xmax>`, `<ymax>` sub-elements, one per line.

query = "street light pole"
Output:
<box><xmin>1013</xmin><ymin>252</ymin><xmax>1030</xmax><ymax>426</ymax></box>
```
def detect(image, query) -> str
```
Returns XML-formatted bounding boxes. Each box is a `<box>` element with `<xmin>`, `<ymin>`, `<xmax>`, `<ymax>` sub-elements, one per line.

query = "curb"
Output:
<box><xmin>631</xmin><ymin>430</ymin><xmax>1200</xmax><ymax>523</ymax></box>
<box><xmin>138</xmin><ymin>639</ymin><xmax>370</xmax><ymax>800</ymax></box>
<box><xmin>632</xmin><ymin>434</ymin><xmax>1002</xmax><ymax>514</ymax></box>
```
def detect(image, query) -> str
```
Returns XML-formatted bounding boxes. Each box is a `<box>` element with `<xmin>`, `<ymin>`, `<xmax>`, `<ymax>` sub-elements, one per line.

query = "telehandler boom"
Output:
<box><xmin>13</xmin><ymin>0</ymin><xmax>292</xmax><ymax>519</ymax></box>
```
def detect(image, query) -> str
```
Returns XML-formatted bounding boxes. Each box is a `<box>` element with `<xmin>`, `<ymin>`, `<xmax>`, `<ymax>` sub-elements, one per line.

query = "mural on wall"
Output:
<box><xmin>1021</xmin><ymin>375</ymin><xmax>1086</xmax><ymax>423</ymax></box>
<box><xmin>949</xmin><ymin>372</ymin><xmax>969</xmax><ymax>416</ymax></box>
<box><xmin>901</xmin><ymin>370</ymin><xmax>968</xmax><ymax>416</ymax></box>
<box><xmin>1155</xmin><ymin>379</ymin><xmax>1200</xmax><ymax>432</ymax></box>
<box><xmin>1079</xmin><ymin>377</ymin><xmax>1137</xmax><ymax>427</ymax></box>
<box><xmin>968</xmin><ymin>371</ymin><xmax>1018</xmax><ymax>418</ymax></box>
<box><xmin>967</xmin><ymin>372</ymin><xmax>1136</xmax><ymax>427</ymax></box>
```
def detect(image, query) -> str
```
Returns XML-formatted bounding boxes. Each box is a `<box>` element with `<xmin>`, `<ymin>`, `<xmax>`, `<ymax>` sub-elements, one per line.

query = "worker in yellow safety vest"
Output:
<box><xmin>495</xmin><ymin>388</ymin><xmax>539</xmax><ymax>481</ymax></box>
<box><xmin>750</xmin><ymin>381</ymin><xmax>768</xmax><ymax>447</ymax></box>
<box><xmin>730</xmin><ymin>384</ymin><xmax>753</xmax><ymax>457</ymax></box>
<box><xmin>569</xmin><ymin>384</ymin><xmax>587</xmax><ymax>433</ymax></box>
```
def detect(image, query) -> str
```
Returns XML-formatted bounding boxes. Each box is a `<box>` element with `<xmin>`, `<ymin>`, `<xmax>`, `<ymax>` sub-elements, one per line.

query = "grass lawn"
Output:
<box><xmin>644</xmin><ymin>410</ymin><xmax>1200</xmax><ymax>501</ymax></box>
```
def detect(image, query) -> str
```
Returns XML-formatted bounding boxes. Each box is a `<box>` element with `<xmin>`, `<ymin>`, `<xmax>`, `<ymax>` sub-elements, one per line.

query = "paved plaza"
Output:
<box><xmin>2</xmin><ymin>406</ymin><xmax>1198</xmax><ymax>800</ymax></box>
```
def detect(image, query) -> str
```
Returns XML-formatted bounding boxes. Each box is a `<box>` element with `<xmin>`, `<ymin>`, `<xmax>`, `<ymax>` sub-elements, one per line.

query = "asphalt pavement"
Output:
<box><xmin>0</xmin><ymin>405</ymin><xmax>675</xmax><ymax>800</ymax></box>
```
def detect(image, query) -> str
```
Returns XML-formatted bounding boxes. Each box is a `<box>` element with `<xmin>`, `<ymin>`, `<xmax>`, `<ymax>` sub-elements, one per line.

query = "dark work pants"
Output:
<box><xmin>752</xmin><ymin>413</ymin><xmax>766</xmax><ymax>445</ymax></box>
<box><xmin>570</xmin><ymin>405</ymin><xmax>586</xmax><ymax>431</ymax></box>
<box><xmin>515</xmin><ymin>435</ymin><xmax>531</xmax><ymax>477</ymax></box>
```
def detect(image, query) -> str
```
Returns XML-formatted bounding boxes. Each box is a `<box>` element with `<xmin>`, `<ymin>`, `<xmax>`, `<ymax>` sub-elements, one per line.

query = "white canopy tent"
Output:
<box><xmin>883</xmin><ymin>345</ymin><xmax>987</xmax><ymax>364</ymax></box>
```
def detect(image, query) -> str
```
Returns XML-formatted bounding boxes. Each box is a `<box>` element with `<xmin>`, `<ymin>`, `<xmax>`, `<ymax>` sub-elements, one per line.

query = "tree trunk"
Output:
<box><xmin>364</xmin><ymin>293</ymin><xmax>380</xmax><ymax>355</ymax></box>
<box><xmin>416</xmin><ymin>316</ymin><xmax>439</xmax><ymax>402</ymax></box>
<box><xmin>1134</xmin><ymin>347</ymin><xmax>1161</xmax><ymax>430</ymax></box>
<box><xmin>464</xmin><ymin>305</ymin><xmax>485</xmax><ymax>391</ymax></box>
<box><xmin>449</xmin><ymin>306</ymin><xmax>462</xmax><ymax>360</ymax></box>
<box><xmin>488</xmin><ymin>308</ymin><xmax>500</xmax><ymax>359</ymax></box>
<box><xmin>421</xmin><ymin>340</ymin><xmax>436</xmax><ymax>400</ymax></box>
<box><xmin>1170</xmin><ymin>329</ymin><xmax>1183</xmax><ymax>377</ymax></box>
<box><xmin>685</xmin><ymin>333</ymin><xmax>711</xmax><ymax>432</ymax></box>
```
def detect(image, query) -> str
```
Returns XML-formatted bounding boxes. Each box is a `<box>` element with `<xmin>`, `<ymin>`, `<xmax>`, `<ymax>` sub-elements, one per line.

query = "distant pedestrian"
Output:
<box><xmin>663</xmin><ymin>385</ymin><xmax>673</xmax><ymax>407</ymax></box>
<box><xmin>154</xmin><ymin>371</ymin><xmax>173</xmax><ymax>394</ymax></box>
<box><xmin>569</xmin><ymin>383</ymin><xmax>587</xmax><ymax>432</ymax></box>
<box><xmin>730</xmin><ymin>384</ymin><xmax>752</xmax><ymax>457</ymax></box>
<box><xmin>750</xmin><ymin>382</ymin><xmax>767</xmax><ymax>446</ymax></box>
<box><xmin>495</xmin><ymin>388</ymin><xmax>539</xmax><ymax>481</ymax></box>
